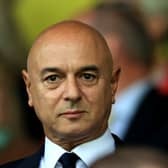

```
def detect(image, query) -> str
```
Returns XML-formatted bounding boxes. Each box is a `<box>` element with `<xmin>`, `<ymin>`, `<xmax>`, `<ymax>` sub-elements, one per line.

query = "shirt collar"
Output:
<box><xmin>72</xmin><ymin>128</ymin><xmax>115</xmax><ymax>166</ymax></box>
<box><xmin>42</xmin><ymin>128</ymin><xmax>115</xmax><ymax>167</ymax></box>
<box><xmin>42</xmin><ymin>137</ymin><xmax>67</xmax><ymax>168</ymax></box>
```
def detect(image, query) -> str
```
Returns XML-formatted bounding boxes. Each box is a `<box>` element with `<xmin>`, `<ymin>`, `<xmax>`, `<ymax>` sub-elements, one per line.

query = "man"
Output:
<box><xmin>76</xmin><ymin>2</ymin><xmax>168</xmax><ymax>152</ymax></box>
<box><xmin>0</xmin><ymin>20</ymin><xmax>121</xmax><ymax>167</ymax></box>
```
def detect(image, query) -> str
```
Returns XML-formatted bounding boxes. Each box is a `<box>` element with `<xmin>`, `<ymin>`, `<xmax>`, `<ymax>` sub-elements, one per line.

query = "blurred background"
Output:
<box><xmin>0</xmin><ymin>0</ymin><xmax>168</xmax><ymax>164</ymax></box>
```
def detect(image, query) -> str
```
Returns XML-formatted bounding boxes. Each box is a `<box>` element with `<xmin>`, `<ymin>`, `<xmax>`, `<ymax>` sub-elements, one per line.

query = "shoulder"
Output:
<box><xmin>144</xmin><ymin>87</ymin><xmax>168</xmax><ymax>103</ymax></box>
<box><xmin>0</xmin><ymin>157</ymin><xmax>29</xmax><ymax>168</ymax></box>
<box><xmin>0</xmin><ymin>146</ymin><xmax>44</xmax><ymax>168</ymax></box>
<box><xmin>138</xmin><ymin>87</ymin><xmax>168</xmax><ymax>114</ymax></box>
<box><xmin>0</xmin><ymin>159</ymin><xmax>21</xmax><ymax>168</ymax></box>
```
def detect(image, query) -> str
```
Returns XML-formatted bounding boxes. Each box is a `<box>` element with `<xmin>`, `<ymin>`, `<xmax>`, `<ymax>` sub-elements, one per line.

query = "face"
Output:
<box><xmin>23</xmin><ymin>27</ymin><xmax>119</xmax><ymax>146</ymax></box>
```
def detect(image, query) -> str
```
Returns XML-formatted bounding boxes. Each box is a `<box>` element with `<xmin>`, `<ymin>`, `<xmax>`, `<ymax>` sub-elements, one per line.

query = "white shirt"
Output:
<box><xmin>39</xmin><ymin>129</ymin><xmax>115</xmax><ymax>168</ymax></box>
<box><xmin>109</xmin><ymin>80</ymin><xmax>151</xmax><ymax>139</ymax></box>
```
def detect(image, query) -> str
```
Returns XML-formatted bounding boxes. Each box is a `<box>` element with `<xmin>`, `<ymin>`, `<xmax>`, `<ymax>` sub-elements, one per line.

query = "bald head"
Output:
<box><xmin>27</xmin><ymin>20</ymin><xmax>113</xmax><ymax>74</ymax></box>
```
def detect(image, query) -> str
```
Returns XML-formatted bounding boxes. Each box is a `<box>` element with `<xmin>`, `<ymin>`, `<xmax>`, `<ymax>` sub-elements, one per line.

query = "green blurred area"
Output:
<box><xmin>12</xmin><ymin>0</ymin><xmax>98</xmax><ymax>47</ymax></box>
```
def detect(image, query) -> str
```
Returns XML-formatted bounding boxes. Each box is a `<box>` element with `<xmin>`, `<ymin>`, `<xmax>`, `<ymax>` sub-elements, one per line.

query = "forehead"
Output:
<box><xmin>29</xmin><ymin>33</ymin><xmax>112</xmax><ymax>73</ymax></box>
<box><xmin>27</xmin><ymin>22</ymin><xmax>113</xmax><ymax>74</ymax></box>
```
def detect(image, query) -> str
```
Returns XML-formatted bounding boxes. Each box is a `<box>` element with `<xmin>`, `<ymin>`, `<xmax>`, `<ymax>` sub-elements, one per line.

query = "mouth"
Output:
<box><xmin>59</xmin><ymin>110</ymin><xmax>86</xmax><ymax>119</ymax></box>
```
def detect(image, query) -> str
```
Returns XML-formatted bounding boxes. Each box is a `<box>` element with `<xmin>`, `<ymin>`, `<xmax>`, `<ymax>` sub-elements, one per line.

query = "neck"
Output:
<box><xmin>45</xmin><ymin>126</ymin><xmax>107</xmax><ymax>151</ymax></box>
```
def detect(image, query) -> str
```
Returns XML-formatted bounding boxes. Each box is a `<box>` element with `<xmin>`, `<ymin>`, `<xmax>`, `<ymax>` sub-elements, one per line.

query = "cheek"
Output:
<box><xmin>30</xmin><ymin>87</ymin><xmax>56</xmax><ymax>119</ymax></box>
<box><xmin>83</xmin><ymin>84</ymin><xmax>112</xmax><ymax>109</ymax></box>
<box><xmin>31</xmin><ymin>82</ymin><xmax>63</xmax><ymax>105</ymax></box>
<box><xmin>81</xmin><ymin>86</ymin><xmax>100</xmax><ymax>104</ymax></box>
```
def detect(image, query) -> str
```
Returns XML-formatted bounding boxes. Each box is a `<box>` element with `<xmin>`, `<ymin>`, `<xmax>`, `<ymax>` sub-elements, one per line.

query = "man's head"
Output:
<box><xmin>22</xmin><ymin>20</ymin><xmax>119</xmax><ymax>150</ymax></box>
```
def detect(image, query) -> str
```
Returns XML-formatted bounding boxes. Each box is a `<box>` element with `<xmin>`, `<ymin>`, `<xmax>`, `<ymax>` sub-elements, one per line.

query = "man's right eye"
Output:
<box><xmin>43</xmin><ymin>74</ymin><xmax>64</xmax><ymax>89</ymax></box>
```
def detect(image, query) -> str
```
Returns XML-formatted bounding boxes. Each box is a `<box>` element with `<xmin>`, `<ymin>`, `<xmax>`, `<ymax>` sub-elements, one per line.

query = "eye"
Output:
<box><xmin>45</xmin><ymin>74</ymin><xmax>60</xmax><ymax>82</ymax></box>
<box><xmin>43</xmin><ymin>74</ymin><xmax>64</xmax><ymax>88</ymax></box>
<box><xmin>79</xmin><ymin>72</ymin><xmax>98</xmax><ymax>85</ymax></box>
<box><xmin>82</xmin><ymin>73</ymin><xmax>96</xmax><ymax>80</ymax></box>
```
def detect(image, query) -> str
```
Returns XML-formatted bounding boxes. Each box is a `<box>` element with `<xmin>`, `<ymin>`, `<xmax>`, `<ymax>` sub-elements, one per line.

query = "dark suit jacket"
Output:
<box><xmin>123</xmin><ymin>87</ymin><xmax>168</xmax><ymax>152</ymax></box>
<box><xmin>0</xmin><ymin>134</ymin><xmax>122</xmax><ymax>168</ymax></box>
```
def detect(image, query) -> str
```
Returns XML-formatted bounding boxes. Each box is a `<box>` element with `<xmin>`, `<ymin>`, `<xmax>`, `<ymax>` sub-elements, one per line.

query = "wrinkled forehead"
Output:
<box><xmin>27</xmin><ymin>21</ymin><xmax>113</xmax><ymax>72</ymax></box>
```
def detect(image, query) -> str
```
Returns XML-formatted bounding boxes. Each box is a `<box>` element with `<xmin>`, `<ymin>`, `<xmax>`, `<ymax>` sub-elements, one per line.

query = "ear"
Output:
<box><xmin>111</xmin><ymin>67</ymin><xmax>121</xmax><ymax>104</ymax></box>
<box><xmin>22</xmin><ymin>69</ymin><xmax>33</xmax><ymax>107</ymax></box>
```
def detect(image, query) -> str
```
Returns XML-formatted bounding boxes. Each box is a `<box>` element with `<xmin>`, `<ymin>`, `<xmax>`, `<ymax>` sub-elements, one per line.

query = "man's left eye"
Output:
<box><xmin>79</xmin><ymin>73</ymin><xmax>98</xmax><ymax>86</ymax></box>
<box><xmin>82</xmin><ymin>73</ymin><xmax>96</xmax><ymax>81</ymax></box>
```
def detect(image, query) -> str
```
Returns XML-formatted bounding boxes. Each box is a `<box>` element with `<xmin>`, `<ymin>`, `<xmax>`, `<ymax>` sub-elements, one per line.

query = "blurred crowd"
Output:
<box><xmin>91</xmin><ymin>146</ymin><xmax>168</xmax><ymax>168</ymax></box>
<box><xmin>0</xmin><ymin>0</ymin><xmax>168</xmax><ymax>166</ymax></box>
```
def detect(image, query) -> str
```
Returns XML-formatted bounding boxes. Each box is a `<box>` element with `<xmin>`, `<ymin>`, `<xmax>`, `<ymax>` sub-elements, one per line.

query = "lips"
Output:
<box><xmin>59</xmin><ymin>110</ymin><xmax>85</xmax><ymax>119</ymax></box>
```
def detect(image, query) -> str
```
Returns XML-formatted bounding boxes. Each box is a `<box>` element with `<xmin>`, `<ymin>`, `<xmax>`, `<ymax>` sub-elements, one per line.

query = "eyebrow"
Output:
<box><xmin>40</xmin><ymin>65</ymin><xmax>99</xmax><ymax>76</ymax></box>
<box><xmin>40</xmin><ymin>67</ymin><xmax>63</xmax><ymax>76</ymax></box>
<box><xmin>78</xmin><ymin>65</ymin><xmax>99</xmax><ymax>73</ymax></box>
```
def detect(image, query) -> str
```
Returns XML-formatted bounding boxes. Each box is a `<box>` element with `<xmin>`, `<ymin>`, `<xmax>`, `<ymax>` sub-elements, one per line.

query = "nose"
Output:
<box><xmin>63</xmin><ymin>76</ymin><xmax>81</xmax><ymax>103</ymax></box>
